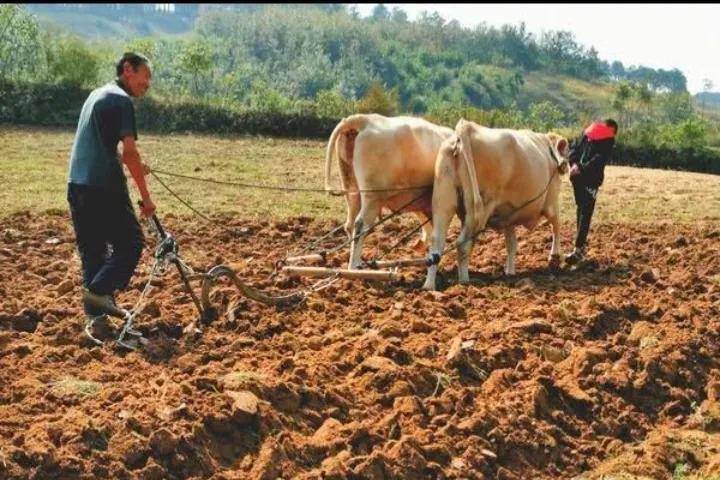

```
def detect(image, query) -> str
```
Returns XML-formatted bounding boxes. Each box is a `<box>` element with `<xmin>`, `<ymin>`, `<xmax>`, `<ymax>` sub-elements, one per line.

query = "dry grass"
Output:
<box><xmin>1</xmin><ymin>124</ymin><xmax>719</xmax><ymax>225</ymax></box>
<box><xmin>49</xmin><ymin>377</ymin><xmax>102</xmax><ymax>398</ymax></box>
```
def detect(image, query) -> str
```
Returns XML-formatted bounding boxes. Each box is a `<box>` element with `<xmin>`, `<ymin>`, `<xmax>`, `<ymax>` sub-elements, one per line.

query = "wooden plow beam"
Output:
<box><xmin>282</xmin><ymin>257</ymin><xmax>426</xmax><ymax>282</ymax></box>
<box><xmin>284</xmin><ymin>255</ymin><xmax>427</xmax><ymax>269</ymax></box>
<box><xmin>282</xmin><ymin>266</ymin><xmax>397</xmax><ymax>282</ymax></box>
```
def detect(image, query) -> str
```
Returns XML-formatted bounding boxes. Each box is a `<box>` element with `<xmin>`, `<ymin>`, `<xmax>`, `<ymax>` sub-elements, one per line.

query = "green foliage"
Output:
<box><xmin>177</xmin><ymin>39</ymin><xmax>213</xmax><ymax>96</ymax></box>
<box><xmin>426</xmin><ymin>103</ymin><xmax>526</xmax><ymax>130</ymax></box>
<box><xmin>658</xmin><ymin>117</ymin><xmax>709</xmax><ymax>149</ymax></box>
<box><xmin>3</xmin><ymin>3</ymin><xmax>718</xmax><ymax>174</ymax></box>
<box><xmin>356</xmin><ymin>81</ymin><xmax>399</xmax><ymax>116</ymax></box>
<box><xmin>0</xmin><ymin>78</ymin><xmax>90</xmax><ymax>125</ymax></box>
<box><xmin>528</xmin><ymin>101</ymin><xmax>566</xmax><ymax>131</ymax></box>
<box><xmin>46</xmin><ymin>35</ymin><xmax>99</xmax><ymax>87</ymax></box>
<box><xmin>0</xmin><ymin>4</ymin><xmax>45</xmax><ymax>81</ymax></box>
<box><xmin>247</xmin><ymin>80</ymin><xmax>292</xmax><ymax>113</ymax></box>
<box><xmin>124</xmin><ymin>37</ymin><xmax>157</xmax><ymax>61</ymax></box>
<box><xmin>313</xmin><ymin>89</ymin><xmax>355</xmax><ymax>118</ymax></box>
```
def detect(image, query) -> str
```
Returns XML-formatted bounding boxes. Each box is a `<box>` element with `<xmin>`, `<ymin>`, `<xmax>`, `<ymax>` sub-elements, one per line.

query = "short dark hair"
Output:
<box><xmin>116</xmin><ymin>52</ymin><xmax>150</xmax><ymax>77</ymax></box>
<box><xmin>604</xmin><ymin>118</ymin><xmax>619</xmax><ymax>132</ymax></box>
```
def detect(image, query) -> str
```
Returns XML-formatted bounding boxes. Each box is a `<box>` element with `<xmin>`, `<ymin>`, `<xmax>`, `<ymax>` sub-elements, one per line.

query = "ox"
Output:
<box><xmin>423</xmin><ymin>119</ymin><xmax>570</xmax><ymax>291</ymax></box>
<box><xmin>324</xmin><ymin>114</ymin><xmax>454</xmax><ymax>269</ymax></box>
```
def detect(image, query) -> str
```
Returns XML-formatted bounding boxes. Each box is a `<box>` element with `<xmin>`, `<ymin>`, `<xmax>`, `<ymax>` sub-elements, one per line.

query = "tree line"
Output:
<box><xmin>2</xmin><ymin>3</ymin><xmax>718</xmax><ymax>160</ymax></box>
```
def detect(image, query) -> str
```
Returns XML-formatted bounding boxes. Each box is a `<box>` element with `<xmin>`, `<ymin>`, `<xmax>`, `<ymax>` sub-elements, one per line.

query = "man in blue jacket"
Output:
<box><xmin>565</xmin><ymin>118</ymin><xmax>618</xmax><ymax>265</ymax></box>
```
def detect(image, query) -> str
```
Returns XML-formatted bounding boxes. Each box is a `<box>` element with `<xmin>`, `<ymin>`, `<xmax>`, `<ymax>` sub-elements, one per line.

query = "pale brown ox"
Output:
<box><xmin>423</xmin><ymin>119</ymin><xmax>570</xmax><ymax>290</ymax></box>
<box><xmin>324</xmin><ymin>114</ymin><xmax>454</xmax><ymax>269</ymax></box>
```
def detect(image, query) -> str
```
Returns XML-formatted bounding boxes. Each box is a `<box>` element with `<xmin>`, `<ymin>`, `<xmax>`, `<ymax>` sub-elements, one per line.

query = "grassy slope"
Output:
<box><xmin>2</xmin><ymin>125</ymin><xmax>719</xmax><ymax>227</ymax></box>
<box><xmin>520</xmin><ymin>71</ymin><xmax>616</xmax><ymax>120</ymax></box>
<box><xmin>34</xmin><ymin>12</ymin><xmax>193</xmax><ymax>40</ymax></box>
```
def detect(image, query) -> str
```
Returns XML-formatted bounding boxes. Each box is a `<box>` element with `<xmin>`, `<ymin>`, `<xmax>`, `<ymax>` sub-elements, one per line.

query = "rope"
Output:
<box><xmin>363</xmin><ymin>216</ymin><xmax>431</xmax><ymax>269</ymax></box>
<box><xmin>150</xmin><ymin>171</ymin><xmax>214</xmax><ymax>223</ymax></box>
<box><xmin>150</xmin><ymin>168</ymin><xmax>432</xmax><ymax>195</ymax></box>
<box><xmin>267</xmin><ymin>191</ymin><xmax>430</xmax><ymax>279</ymax></box>
<box><xmin>429</xmin><ymin>167</ymin><xmax>561</xmax><ymax>265</ymax></box>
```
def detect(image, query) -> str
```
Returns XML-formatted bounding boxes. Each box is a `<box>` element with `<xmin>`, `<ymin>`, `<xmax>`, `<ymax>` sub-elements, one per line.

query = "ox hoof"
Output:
<box><xmin>504</xmin><ymin>269</ymin><xmax>516</xmax><ymax>277</ymax></box>
<box><xmin>549</xmin><ymin>254</ymin><xmax>561</xmax><ymax>272</ymax></box>
<box><xmin>422</xmin><ymin>281</ymin><xmax>437</xmax><ymax>291</ymax></box>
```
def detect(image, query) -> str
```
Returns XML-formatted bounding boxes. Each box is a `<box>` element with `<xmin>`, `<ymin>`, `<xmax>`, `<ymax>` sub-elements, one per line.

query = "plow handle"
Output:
<box><xmin>138</xmin><ymin>200</ymin><xmax>167</xmax><ymax>239</ymax></box>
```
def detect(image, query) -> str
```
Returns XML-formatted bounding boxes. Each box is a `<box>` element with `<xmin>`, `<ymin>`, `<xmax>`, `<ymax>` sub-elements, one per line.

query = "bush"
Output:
<box><xmin>613</xmin><ymin>143</ymin><xmax>720</xmax><ymax>174</ymax></box>
<box><xmin>356</xmin><ymin>81</ymin><xmax>399</xmax><ymax>116</ymax></box>
<box><xmin>46</xmin><ymin>36</ymin><xmax>100</xmax><ymax>87</ymax></box>
<box><xmin>0</xmin><ymin>79</ymin><xmax>89</xmax><ymax>125</ymax></box>
<box><xmin>527</xmin><ymin>101</ymin><xmax>566</xmax><ymax>131</ymax></box>
<box><xmin>313</xmin><ymin>89</ymin><xmax>355</xmax><ymax>119</ymax></box>
<box><xmin>2</xmin><ymin>79</ymin><xmax>719</xmax><ymax>173</ymax></box>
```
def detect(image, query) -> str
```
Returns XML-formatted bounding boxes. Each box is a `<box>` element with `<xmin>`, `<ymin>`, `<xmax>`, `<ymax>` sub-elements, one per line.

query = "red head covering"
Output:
<box><xmin>584</xmin><ymin>121</ymin><xmax>616</xmax><ymax>141</ymax></box>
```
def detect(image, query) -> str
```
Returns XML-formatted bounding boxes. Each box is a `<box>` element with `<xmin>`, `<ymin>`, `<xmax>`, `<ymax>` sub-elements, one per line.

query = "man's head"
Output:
<box><xmin>116</xmin><ymin>52</ymin><xmax>152</xmax><ymax>97</ymax></box>
<box><xmin>604</xmin><ymin>118</ymin><xmax>619</xmax><ymax>135</ymax></box>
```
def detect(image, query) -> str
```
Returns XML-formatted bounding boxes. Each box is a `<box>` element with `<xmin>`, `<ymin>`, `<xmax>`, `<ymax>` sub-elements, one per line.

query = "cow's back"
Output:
<box><xmin>353</xmin><ymin>115</ymin><xmax>453</xmax><ymax>192</ymax></box>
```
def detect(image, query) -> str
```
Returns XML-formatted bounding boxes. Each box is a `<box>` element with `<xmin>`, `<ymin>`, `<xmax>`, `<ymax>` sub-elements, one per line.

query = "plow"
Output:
<box><xmin>84</xmin><ymin>200</ymin><xmax>430</xmax><ymax>350</ymax></box>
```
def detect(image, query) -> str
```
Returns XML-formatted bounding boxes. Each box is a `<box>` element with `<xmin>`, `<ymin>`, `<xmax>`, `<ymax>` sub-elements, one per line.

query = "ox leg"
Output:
<box><xmin>456</xmin><ymin>225</ymin><xmax>473</xmax><ymax>284</ymax></box>
<box><xmin>410</xmin><ymin>212</ymin><xmax>433</xmax><ymax>253</ymax></box>
<box><xmin>504</xmin><ymin>226</ymin><xmax>517</xmax><ymax>276</ymax></box>
<box><xmin>421</xmin><ymin>218</ymin><xmax>433</xmax><ymax>245</ymax></box>
<box><xmin>348</xmin><ymin>196</ymin><xmax>381</xmax><ymax>269</ymax></box>
<box><xmin>422</xmin><ymin>212</ymin><xmax>452</xmax><ymax>291</ymax></box>
<box><xmin>456</xmin><ymin>201</ymin><xmax>496</xmax><ymax>284</ymax></box>
<box><xmin>547</xmin><ymin>213</ymin><xmax>562</xmax><ymax>272</ymax></box>
<box><xmin>422</xmin><ymin>181</ymin><xmax>456</xmax><ymax>291</ymax></box>
<box><xmin>344</xmin><ymin>192</ymin><xmax>361</xmax><ymax>240</ymax></box>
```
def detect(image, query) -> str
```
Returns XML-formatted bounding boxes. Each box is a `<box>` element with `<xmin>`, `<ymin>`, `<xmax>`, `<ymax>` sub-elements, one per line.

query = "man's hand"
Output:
<box><xmin>142</xmin><ymin>162</ymin><xmax>152</xmax><ymax>176</ymax></box>
<box><xmin>569</xmin><ymin>164</ymin><xmax>581</xmax><ymax>177</ymax></box>
<box><xmin>140</xmin><ymin>198</ymin><xmax>156</xmax><ymax>218</ymax></box>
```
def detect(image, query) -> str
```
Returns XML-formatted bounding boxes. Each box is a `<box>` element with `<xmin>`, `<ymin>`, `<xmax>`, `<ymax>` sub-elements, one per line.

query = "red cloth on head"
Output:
<box><xmin>584</xmin><ymin>121</ymin><xmax>615</xmax><ymax>141</ymax></box>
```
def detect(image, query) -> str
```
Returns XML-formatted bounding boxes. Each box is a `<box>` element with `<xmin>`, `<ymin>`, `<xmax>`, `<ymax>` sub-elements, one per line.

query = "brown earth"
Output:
<box><xmin>1</xmin><ymin>209</ymin><xmax>720</xmax><ymax>480</ymax></box>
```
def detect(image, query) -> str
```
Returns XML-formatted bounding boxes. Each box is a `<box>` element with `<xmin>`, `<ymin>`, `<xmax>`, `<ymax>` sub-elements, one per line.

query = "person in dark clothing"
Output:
<box><xmin>564</xmin><ymin>118</ymin><xmax>618</xmax><ymax>265</ymax></box>
<box><xmin>67</xmin><ymin>52</ymin><xmax>156</xmax><ymax>337</ymax></box>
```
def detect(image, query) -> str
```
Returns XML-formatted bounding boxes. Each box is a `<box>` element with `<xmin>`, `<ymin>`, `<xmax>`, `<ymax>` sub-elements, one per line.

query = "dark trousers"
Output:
<box><xmin>571</xmin><ymin>178</ymin><xmax>598</xmax><ymax>249</ymax></box>
<box><xmin>67</xmin><ymin>183</ymin><xmax>144</xmax><ymax>298</ymax></box>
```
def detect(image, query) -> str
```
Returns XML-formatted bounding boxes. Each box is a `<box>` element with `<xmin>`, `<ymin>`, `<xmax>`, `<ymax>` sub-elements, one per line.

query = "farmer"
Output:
<box><xmin>66</xmin><ymin>52</ymin><xmax>156</xmax><ymax>335</ymax></box>
<box><xmin>565</xmin><ymin>118</ymin><xmax>618</xmax><ymax>265</ymax></box>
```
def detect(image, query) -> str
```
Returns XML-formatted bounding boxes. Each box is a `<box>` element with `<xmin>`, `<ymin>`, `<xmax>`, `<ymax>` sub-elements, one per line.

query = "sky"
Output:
<box><xmin>353</xmin><ymin>3</ymin><xmax>720</xmax><ymax>95</ymax></box>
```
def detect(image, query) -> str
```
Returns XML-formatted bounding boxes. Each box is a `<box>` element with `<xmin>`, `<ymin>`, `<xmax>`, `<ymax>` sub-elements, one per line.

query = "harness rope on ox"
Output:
<box><xmin>425</xmin><ymin>145</ymin><xmax>564</xmax><ymax>267</ymax></box>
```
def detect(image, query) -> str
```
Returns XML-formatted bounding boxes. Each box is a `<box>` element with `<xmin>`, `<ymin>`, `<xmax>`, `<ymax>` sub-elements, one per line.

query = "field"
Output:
<box><xmin>1</xmin><ymin>125</ymin><xmax>720</xmax><ymax>479</ymax></box>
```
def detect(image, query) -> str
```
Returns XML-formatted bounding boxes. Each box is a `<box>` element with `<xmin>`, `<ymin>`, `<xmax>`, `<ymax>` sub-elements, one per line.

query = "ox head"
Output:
<box><xmin>547</xmin><ymin>132</ymin><xmax>570</xmax><ymax>174</ymax></box>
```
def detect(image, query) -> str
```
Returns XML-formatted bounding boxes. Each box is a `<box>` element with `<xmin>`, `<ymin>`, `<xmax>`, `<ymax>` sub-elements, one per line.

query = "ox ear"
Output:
<box><xmin>556</xmin><ymin>137</ymin><xmax>569</xmax><ymax>156</ymax></box>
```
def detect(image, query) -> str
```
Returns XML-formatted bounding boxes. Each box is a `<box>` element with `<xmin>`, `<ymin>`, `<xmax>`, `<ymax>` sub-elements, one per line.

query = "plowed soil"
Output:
<box><xmin>1</xmin><ymin>209</ymin><xmax>720</xmax><ymax>480</ymax></box>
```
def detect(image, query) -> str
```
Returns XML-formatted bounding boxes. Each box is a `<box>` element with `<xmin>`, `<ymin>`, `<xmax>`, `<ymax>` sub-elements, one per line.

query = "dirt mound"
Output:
<box><xmin>1</xmin><ymin>209</ymin><xmax>719</xmax><ymax>479</ymax></box>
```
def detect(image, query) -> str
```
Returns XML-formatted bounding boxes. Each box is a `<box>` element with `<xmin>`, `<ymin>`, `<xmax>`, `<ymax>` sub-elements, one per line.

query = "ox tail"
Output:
<box><xmin>455</xmin><ymin>119</ymin><xmax>483</xmax><ymax>234</ymax></box>
<box><xmin>324</xmin><ymin>114</ymin><xmax>369</xmax><ymax>196</ymax></box>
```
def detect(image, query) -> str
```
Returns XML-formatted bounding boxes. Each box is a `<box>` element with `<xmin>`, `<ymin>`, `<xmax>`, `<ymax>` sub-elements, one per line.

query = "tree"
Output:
<box><xmin>613</xmin><ymin>81</ymin><xmax>632</xmax><ymax>127</ymax></box>
<box><xmin>357</xmin><ymin>81</ymin><xmax>398</xmax><ymax>116</ymax></box>
<box><xmin>370</xmin><ymin>4</ymin><xmax>390</xmax><ymax>22</ymax></box>
<box><xmin>178</xmin><ymin>39</ymin><xmax>213</xmax><ymax>96</ymax></box>
<box><xmin>701</xmin><ymin>78</ymin><xmax>714</xmax><ymax>118</ymax></box>
<box><xmin>47</xmin><ymin>36</ymin><xmax>99</xmax><ymax>87</ymax></box>
<box><xmin>610</xmin><ymin>60</ymin><xmax>625</xmax><ymax>81</ymax></box>
<box><xmin>0</xmin><ymin>4</ymin><xmax>44</xmax><ymax>81</ymax></box>
<box><xmin>658</xmin><ymin>92</ymin><xmax>694</xmax><ymax>123</ymax></box>
<box><xmin>528</xmin><ymin>101</ymin><xmax>565</xmax><ymax>131</ymax></box>
<box><xmin>633</xmin><ymin>82</ymin><xmax>653</xmax><ymax>121</ymax></box>
<box><xmin>314</xmin><ymin>89</ymin><xmax>354</xmax><ymax>118</ymax></box>
<box><xmin>390</xmin><ymin>7</ymin><xmax>408</xmax><ymax>23</ymax></box>
<box><xmin>124</xmin><ymin>37</ymin><xmax>157</xmax><ymax>61</ymax></box>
